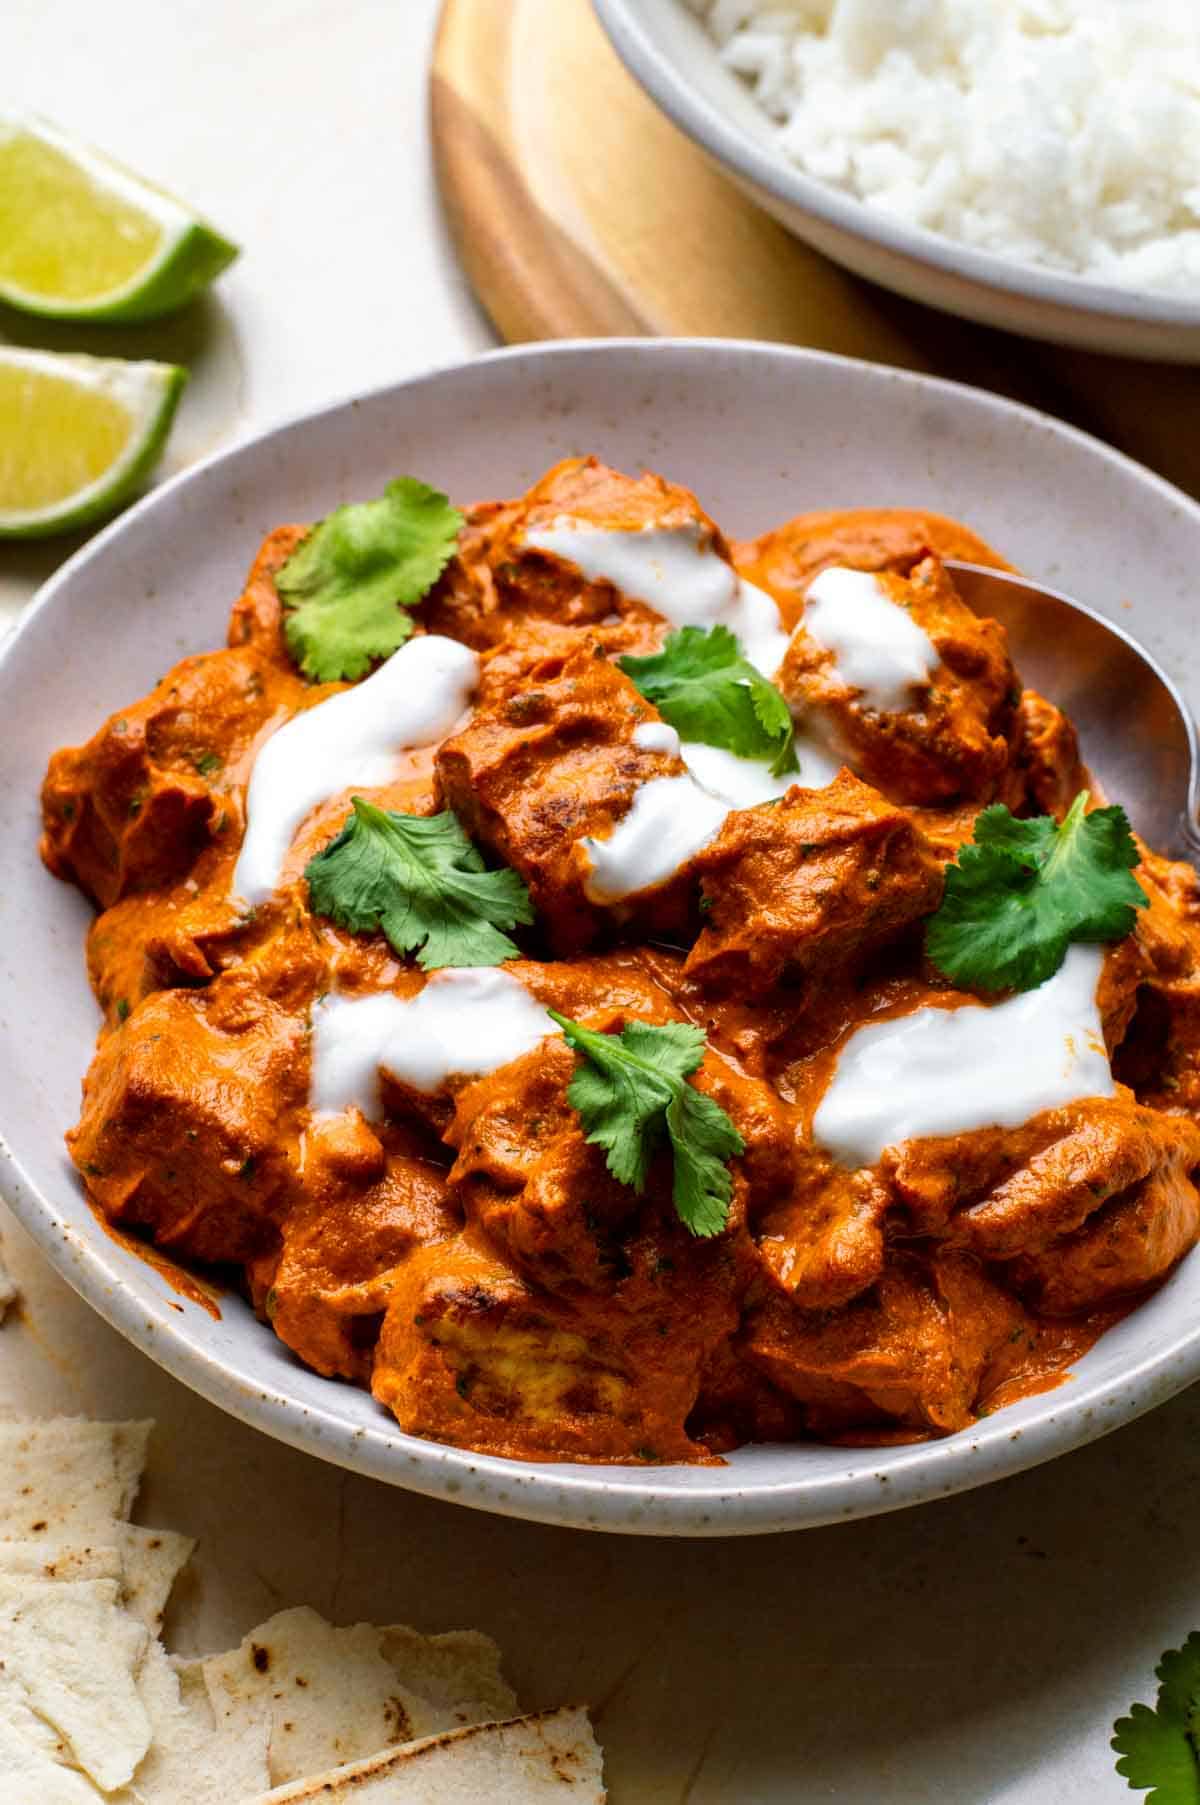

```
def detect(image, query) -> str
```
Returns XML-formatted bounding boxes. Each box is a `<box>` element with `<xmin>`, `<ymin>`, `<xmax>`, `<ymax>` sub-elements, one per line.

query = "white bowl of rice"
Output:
<box><xmin>593</xmin><ymin>0</ymin><xmax>1200</xmax><ymax>360</ymax></box>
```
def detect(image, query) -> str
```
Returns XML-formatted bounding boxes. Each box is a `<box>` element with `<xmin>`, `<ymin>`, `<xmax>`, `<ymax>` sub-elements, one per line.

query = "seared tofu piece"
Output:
<box><xmin>520</xmin><ymin>454</ymin><xmax>726</xmax><ymax>543</ymax></box>
<box><xmin>444</xmin><ymin>1040</ymin><xmax>644</xmax><ymax>1296</ymax></box>
<box><xmin>474</xmin><ymin>614</ymin><xmax>653</xmax><ymax>712</ymax></box>
<box><xmin>405</xmin><ymin>499</ymin><xmax>530</xmax><ymax>654</ymax></box>
<box><xmin>68</xmin><ymin>972</ymin><xmax>306</xmax><ymax>1264</ymax></box>
<box><xmin>734</xmin><ymin>506</ymin><xmax>1012</xmax><ymax>635</ymax></box>
<box><xmin>373</xmin><ymin>973</ymin><xmax>794</xmax><ymax>1461</ymax></box>
<box><xmin>820</xmin><ymin>1084</ymin><xmax>1200</xmax><ymax>1319</ymax></box>
<box><xmin>926</xmin><ymin>1099</ymin><xmax>1200</xmax><ymax>1261</ymax></box>
<box><xmin>41</xmin><ymin>644</ymin><xmax>310</xmax><ymax>909</ymax></box>
<box><xmin>371</xmin><ymin>1230</ymin><xmax>736</xmax><ymax>1464</ymax></box>
<box><xmin>435</xmin><ymin>647</ymin><xmax>692</xmax><ymax>951</ymax></box>
<box><xmin>1006</xmin><ymin>1116</ymin><xmax>1200</xmax><ymax>1314</ymax></box>
<box><xmin>754</xmin><ymin>1164</ymin><xmax>891</xmax><ymax>1311</ymax></box>
<box><xmin>684</xmin><ymin>772</ymin><xmax>944</xmax><ymax>997</ymax></box>
<box><xmin>219</xmin><ymin>506</ymin><xmax>653</xmax><ymax>705</ymax></box>
<box><xmin>745</xmin><ymin>1249</ymin><xmax>1024</xmax><ymax>1436</ymax></box>
<box><xmin>424</xmin><ymin>455</ymin><xmax>732</xmax><ymax>658</ymax></box>
<box><xmin>266</xmin><ymin>1117</ymin><xmax>457</xmax><ymax>1382</ymax></box>
<box><xmin>439</xmin><ymin>494</ymin><xmax>658</xmax><ymax>701</ymax></box>
<box><xmin>776</xmin><ymin>556</ymin><xmax>1018</xmax><ymax>806</ymax></box>
<box><xmin>443</xmin><ymin>1033</ymin><xmax>794</xmax><ymax>1298</ymax></box>
<box><xmin>84</xmin><ymin>852</ymin><xmax>405</xmax><ymax>1029</ymax></box>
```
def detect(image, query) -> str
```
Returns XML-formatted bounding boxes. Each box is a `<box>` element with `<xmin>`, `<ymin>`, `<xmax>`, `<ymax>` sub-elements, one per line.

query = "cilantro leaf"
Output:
<box><xmin>925</xmin><ymin>791</ymin><xmax>1148</xmax><ymax>993</ymax></box>
<box><xmin>305</xmin><ymin>798</ymin><xmax>533</xmax><ymax>970</ymax></box>
<box><xmin>619</xmin><ymin>625</ymin><xmax>798</xmax><ymax>779</ymax></box>
<box><xmin>547</xmin><ymin>1012</ymin><xmax>744</xmax><ymax>1237</ymax></box>
<box><xmin>277</xmin><ymin>478</ymin><xmax>464</xmax><ymax>682</ymax></box>
<box><xmin>1112</xmin><ymin>1634</ymin><xmax>1200</xmax><ymax>1804</ymax></box>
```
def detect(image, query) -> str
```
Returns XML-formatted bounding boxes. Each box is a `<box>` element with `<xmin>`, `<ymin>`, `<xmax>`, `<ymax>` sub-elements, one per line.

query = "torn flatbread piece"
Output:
<box><xmin>0</xmin><ymin>1418</ymin><xmax>150</xmax><ymax>1537</ymax></box>
<box><xmin>0</xmin><ymin>1572</ymin><xmax>121</xmax><ymax>1610</ymax></box>
<box><xmin>0</xmin><ymin>1523</ymin><xmax>192</xmax><ymax>1633</ymax></box>
<box><xmin>0</xmin><ymin>1645</ymin><xmax>272</xmax><ymax>1805</ymax></box>
<box><xmin>0</xmin><ymin>1418</ymin><xmax>255</xmax><ymax>1803</ymax></box>
<box><xmin>246</xmin><ymin>1707</ymin><xmax>606</xmax><ymax>1803</ymax></box>
<box><xmin>111</xmin><ymin>1645</ymin><xmax>272</xmax><ymax>1805</ymax></box>
<box><xmin>0</xmin><ymin>1583</ymin><xmax>151</xmax><ymax>1790</ymax></box>
<box><xmin>201</xmin><ymin>1605</ymin><xmax>517</xmax><ymax>1785</ymax></box>
<box><xmin>117</xmin><ymin>1523</ymin><xmax>195</xmax><ymax>1634</ymax></box>
<box><xmin>0</xmin><ymin>1539</ymin><xmax>123</xmax><ymax>1588</ymax></box>
<box><xmin>0</xmin><ymin>1420</ymin><xmax>602</xmax><ymax>1805</ymax></box>
<box><xmin>0</xmin><ymin>1669</ymin><xmax>107</xmax><ymax>1805</ymax></box>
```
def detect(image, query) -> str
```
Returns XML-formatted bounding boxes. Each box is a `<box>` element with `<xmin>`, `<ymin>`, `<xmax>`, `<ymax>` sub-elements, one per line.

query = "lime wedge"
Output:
<box><xmin>0</xmin><ymin>116</ymin><xmax>238</xmax><ymax>323</ymax></box>
<box><xmin>0</xmin><ymin>348</ymin><xmax>186</xmax><ymax>539</ymax></box>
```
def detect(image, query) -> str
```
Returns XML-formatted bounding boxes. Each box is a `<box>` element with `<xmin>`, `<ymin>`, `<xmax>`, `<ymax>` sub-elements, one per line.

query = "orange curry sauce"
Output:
<box><xmin>40</xmin><ymin>459</ymin><xmax>1200</xmax><ymax>1463</ymax></box>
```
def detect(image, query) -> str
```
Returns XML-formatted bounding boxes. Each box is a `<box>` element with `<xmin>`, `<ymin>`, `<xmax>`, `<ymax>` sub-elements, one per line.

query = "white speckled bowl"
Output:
<box><xmin>4</xmin><ymin>340</ymin><xmax>1200</xmax><ymax>1535</ymax></box>
<box><xmin>593</xmin><ymin>0</ymin><xmax>1200</xmax><ymax>362</ymax></box>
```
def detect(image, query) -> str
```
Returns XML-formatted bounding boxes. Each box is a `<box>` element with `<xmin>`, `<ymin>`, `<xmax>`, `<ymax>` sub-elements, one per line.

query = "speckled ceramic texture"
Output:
<box><xmin>593</xmin><ymin>0</ymin><xmax>1200</xmax><ymax>363</ymax></box>
<box><xmin>4</xmin><ymin>340</ymin><xmax>1200</xmax><ymax>1535</ymax></box>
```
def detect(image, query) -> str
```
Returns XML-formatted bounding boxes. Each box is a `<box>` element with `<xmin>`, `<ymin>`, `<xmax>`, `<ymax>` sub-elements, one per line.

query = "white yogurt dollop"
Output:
<box><xmin>635</xmin><ymin>712</ymin><xmax>799</xmax><ymax>806</ymax></box>
<box><xmin>802</xmin><ymin>567</ymin><xmax>940</xmax><ymax>713</ymax></box>
<box><xmin>581</xmin><ymin>776</ymin><xmax>730</xmax><ymax>903</ymax></box>
<box><xmin>597</xmin><ymin>710</ymin><xmax>828</xmax><ymax>902</ymax></box>
<box><xmin>309</xmin><ymin>968</ymin><xmax>558</xmax><ymax>1118</ymax></box>
<box><xmin>524</xmin><ymin>517</ymin><xmax>789</xmax><ymax>678</ymax></box>
<box><xmin>233</xmin><ymin>635</ymin><xmax>479</xmax><ymax>908</ymax></box>
<box><xmin>676</xmin><ymin>740</ymin><xmax>797</xmax><ymax>808</ymax></box>
<box><xmin>813</xmin><ymin>944</ymin><xmax>1113</xmax><ymax>1170</ymax></box>
<box><xmin>523</xmin><ymin>518</ymin><xmax>854</xmax><ymax>899</ymax></box>
<box><xmin>631</xmin><ymin>720</ymin><xmax>681</xmax><ymax>756</ymax></box>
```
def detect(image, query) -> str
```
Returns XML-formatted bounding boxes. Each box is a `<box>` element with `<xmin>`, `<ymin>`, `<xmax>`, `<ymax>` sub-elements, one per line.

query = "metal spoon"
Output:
<box><xmin>944</xmin><ymin>560</ymin><xmax>1200</xmax><ymax>862</ymax></box>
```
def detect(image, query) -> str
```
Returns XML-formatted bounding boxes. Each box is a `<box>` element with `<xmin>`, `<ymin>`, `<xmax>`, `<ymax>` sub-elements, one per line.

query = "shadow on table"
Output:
<box><xmin>148</xmin><ymin>1379</ymin><xmax>1197</xmax><ymax>1805</ymax></box>
<box><xmin>7</xmin><ymin>1172</ymin><xmax>1185</xmax><ymax>1805</ymax></box>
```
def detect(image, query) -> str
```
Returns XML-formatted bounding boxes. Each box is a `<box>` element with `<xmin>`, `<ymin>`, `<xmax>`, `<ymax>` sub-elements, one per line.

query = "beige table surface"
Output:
<box><xmin>3</xmin><ymin>3</ymin><xmax>1198</xmax><ymax>1800</ymax></box>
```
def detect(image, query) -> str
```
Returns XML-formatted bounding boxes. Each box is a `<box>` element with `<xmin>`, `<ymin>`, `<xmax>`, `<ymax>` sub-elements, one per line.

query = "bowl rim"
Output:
<box><xmin>592</xmin><ymin>0</ymin><xmax>1200</xmax><ymax>332</ymax></box>
<box><xmin>8</xmin><ymin>334</ymin><xmax>1200</xmax><ymax>1538</ymax></box>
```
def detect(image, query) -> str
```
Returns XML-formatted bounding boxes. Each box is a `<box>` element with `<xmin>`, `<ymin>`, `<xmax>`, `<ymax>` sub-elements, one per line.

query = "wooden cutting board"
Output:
<box><xmin>431</xmin><ymin>0</ymin><xmax>1200</xmax><ymax>502</ymax></box>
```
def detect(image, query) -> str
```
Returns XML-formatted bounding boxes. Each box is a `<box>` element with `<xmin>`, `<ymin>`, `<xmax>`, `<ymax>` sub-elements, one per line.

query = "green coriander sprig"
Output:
<box><xmin>548</xmin><ymin>1011</ymin><xmax>743</xmax><ymax>1238</ymax></box>
<box><xmin>278</xmin><ymin>478</ymin><xmax>463</xmax><ymax>682</ymax></box>
<box><xmin>925</xmin><ymin>792</ymin><xmax>1147</xmax><ymax>993</ymax></box>
<box><xmin>619</xmin><ymin>624</ymin><xmax>797</xmax><ymax>778</ymax></box>
<box><xmin>305</xmin><ymin>799</ymin><xmax>533</xmax><ymax>970</ymax></box>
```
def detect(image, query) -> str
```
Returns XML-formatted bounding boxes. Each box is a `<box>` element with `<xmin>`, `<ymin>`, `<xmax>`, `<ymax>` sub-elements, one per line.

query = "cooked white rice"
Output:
<box><xmin>686</xmin><ymin>0</ymin><xmax>1200</xmax><ymax>293</ymax></box>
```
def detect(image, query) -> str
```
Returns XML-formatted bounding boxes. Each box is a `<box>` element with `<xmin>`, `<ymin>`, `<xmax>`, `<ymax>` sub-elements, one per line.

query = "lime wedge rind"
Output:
<box><xmin>0</xmin><ymin>349</ymin><xmax>187</xmax><ymax>540</ymax></box>
<box><xmin>0</xmin><ymin>115</ymin><xmax>238</xmax><ymax>324</ymax></box>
